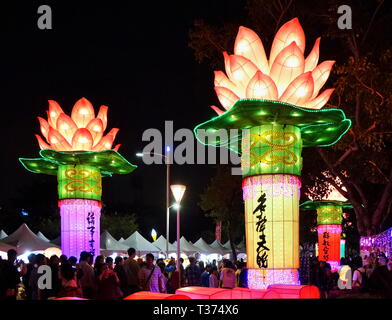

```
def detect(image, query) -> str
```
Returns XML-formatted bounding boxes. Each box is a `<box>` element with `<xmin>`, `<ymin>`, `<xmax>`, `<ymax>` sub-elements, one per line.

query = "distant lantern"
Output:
<box><xmin>20</xmin><ymin>98</ymin><xmax>137</xmax><ymax>258</ymax></box>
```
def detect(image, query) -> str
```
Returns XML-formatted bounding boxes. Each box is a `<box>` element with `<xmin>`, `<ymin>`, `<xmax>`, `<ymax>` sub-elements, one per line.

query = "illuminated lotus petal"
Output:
<box><xmin>214</xmin><ymin>86</ymin><xmax>240</xmax><ymax>110</ymax></box>
<box><xmin>71</xmin><ymin>97</ymin><xmax>95</xmax><ymax>128</ymax></box>
<box><xmin>56</xmin><ymin>113</ymin><xmax>78</xmax><ymax>144</ymax></box>
<box><xmin>47</xmin><ymin>100</ymin><xmax>64</xmax><ymax>129</ymax></box>
<box><xmin>214</xmin><ymin>71</ymin><xmax>242</xmax><ymax>97</ymax></box>
<box><xmin>223</xmin><ymin>51</ymin><xmax>233</xmax><ymax>81</ymax></box>
<box><xmin>210</xmin><ymin>105</ymin><xmax>225</xmax><ymax>116</ymax></box>
<box><xmin>72</xmin><ymin>128</ymin><xmax>94</xmax><ymax>151</ymax></box>
<box><xmin>35</xmin><ymin>134</ymin><xmax>51</xmax><ymax>150</ymax></box>
<box><xmin>246</xmin><ymin>71</ymin><xmax>278</xmax><ymax>100</ymax></box>
<box><xmin>270</xmin><ymin>42</ymin><xmax>305</xmax><ymax>96</ymax></box>
<box><xmin>86</xmin><ymin>118</ymin><xmax>104</xmax><ymax>146</ymax></box>
<box><xmin>93</xmin><ymin>128</ymin><xmax>119</xmax><ymax>151</ymax></box>
<box><xmin>279</xmin><ymin>72</ymin><xmax>314</xmax><ymax>107</ymax></box>
<box><xmin>97</xmin><ymin>105</ymin><xmax>108</xmax><ymax>131</ymax></box>
<box><xmin>37</xmin><ymin>117</ymin><xmax>50</xmax><ymax>141</ymax></box>
<box><xmin>311</xmin><ymin>60</ymin><xmax>335</xmax><ymax>98</ymax></box>
<box><xmin>113</xmin><ymin>144</ymin><xmax>121</xmax><ymax>152</ymax></box>
<box><xmin>234</xmin><ymin>26</ymin><xmax>269</xmax><ymax>74</ymax></box>
<box><xmin>269</xmin><ymin>18</ymin><xmax>306</xmax><ymax>67</ymax></box>
<box><xmin>229</xmin><ymin>55</ymin><xmax>259</xmax><ymax>92</ymax></box>
<box><xmin>304</xmin><ymin>88</ymin><xmax>335</xmax><ymax>109</ymax></box>
<box><xmin>48</xmin><ymin>127</ymin><xmax>72</xmax><ymax>151</ymax></box>
<box><xmin>304</xmin><ymin>37</ymin><xmax>320</xmax><ymax>72</ymax></box>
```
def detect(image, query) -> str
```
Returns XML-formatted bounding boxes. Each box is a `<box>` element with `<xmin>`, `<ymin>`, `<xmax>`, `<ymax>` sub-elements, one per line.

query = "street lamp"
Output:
<box><xmin>170</xmin><ymin>184</ymin><xmax>186</xmax><ymax>288</ymax></box>
<box><xmin>136</xmin><ymin>148</ymin><xmax>171</xmax><ymax>257</ymax></box>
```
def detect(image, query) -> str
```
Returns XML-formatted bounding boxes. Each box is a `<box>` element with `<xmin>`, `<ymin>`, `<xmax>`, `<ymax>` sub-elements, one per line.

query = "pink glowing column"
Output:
<box><xmin>59</xmin><ymin>199</ymin><xmax>101</xmax><ymax>258</ymax></box>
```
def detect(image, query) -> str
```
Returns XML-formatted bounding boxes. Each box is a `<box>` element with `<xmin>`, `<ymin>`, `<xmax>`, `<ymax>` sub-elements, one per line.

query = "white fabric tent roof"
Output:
<box><xmin>0</xmin><ymin>230</ymin><xmax>8</xmax><ymax>240</ymax></box>
<box><xmin>37</xmin><ymin>231</ymin><xmax>50</xmax><ymax>242</ymax></box>
<box><xmin>194</xmin><ymin>238</ymin><xmax>223</xmax><ymax>255</ymax></box>
<box><xmin>100</xmin><ymin>230</ymin><xmax>129</xmax><ymax>252</ymax></box>
<box><xmin>172</xmin><ymin>236</ymin><xmax>201</xmax><ymax>254</ymax></box>
<box><xmin>1</xmin><ymin>224</ymin><xmax>59</xmax><ymax>253</ymax></box>
<box><xmin>51</xmin><ymin>235</ymin><xmax>61</xmax><ymax>246</ymax></box>
<box><xmin>0</xmin><ymin>240</ymin><xmax>16</xmax><ymax>252</ymax></box>
<box><xmin>122</xmin><ymin>231</ymin><xmax>160</xmax><ymax>253</ymax></box>
<box><xmin>236</xmin><ymin>239</ymin><xmax>246</xmax><ymax>253</ymax></box>
<box><xmin>153</xmin><ymin>235</ymin><xmax>176</xmax><ymax>252</ymax></box>
<box><xmin>118</xmin><ymin>237</ymin><xmax>125</xmax><ymax>243</ymax></box>
<box><xmin>210</xmin><ymin>240</ymin><xmax>230</xmax><ymax>253</ymax></box>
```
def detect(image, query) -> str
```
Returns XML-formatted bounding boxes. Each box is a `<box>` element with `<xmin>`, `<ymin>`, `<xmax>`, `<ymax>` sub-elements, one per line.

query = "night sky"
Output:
<box><xmin>0</xmin><ymin>1</ymin><xmax>247</xmax><ymax>241</ymax></box>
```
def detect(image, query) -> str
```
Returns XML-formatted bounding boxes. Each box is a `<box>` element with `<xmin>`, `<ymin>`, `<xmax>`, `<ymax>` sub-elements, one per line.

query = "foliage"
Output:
<box><xmin>101</xmin><ymin>211</ymin><xmax>138</xmax><ymax>240</ymax></box>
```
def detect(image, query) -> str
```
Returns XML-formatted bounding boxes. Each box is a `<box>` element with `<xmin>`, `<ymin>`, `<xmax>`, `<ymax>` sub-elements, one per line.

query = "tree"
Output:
<box><xmin>199</xmin><ymin>166</ymin><xmax>244</xmax><ymax>260</ymax></box>
<box><xmin>189</xmin><ymin>0</ymin><xmax>392</xmax><ymax>236</ymax></box>
<box><xmin>101</xmin><ymin>211</ymin><xmax>138</xmax><ymax>240</ymax></box>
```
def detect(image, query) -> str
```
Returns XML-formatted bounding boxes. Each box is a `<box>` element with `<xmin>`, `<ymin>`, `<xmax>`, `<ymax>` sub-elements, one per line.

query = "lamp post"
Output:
<box><xmin>136</xmin><ymin>147</ymin><xmax>171</xmax><ymax>257</ymax></box>
<box><xmin>170</xmin><ymin>184</ymin><xmax>186</xmax><ymax>288</ymax></box>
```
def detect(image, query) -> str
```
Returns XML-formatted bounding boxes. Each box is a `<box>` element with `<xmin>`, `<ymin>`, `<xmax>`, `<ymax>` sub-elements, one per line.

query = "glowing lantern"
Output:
<box><xmin>194</xmin><ymin>18</ymin><xmax>351</xmax><ymax>289</ymax></box>
<box><xmin>300</xmin><ymin>178</ymin><xmax>352</xmax><ymax>271</ymax></box>
<box><xmin>151</xmin><ymin>229</ymin><xmax>157</xmax><ymax>242</ymax></box>
<box><xmin>20</xmin><ymin>98</ymin><xmax>137</xmax><ymax>258</ymax></box>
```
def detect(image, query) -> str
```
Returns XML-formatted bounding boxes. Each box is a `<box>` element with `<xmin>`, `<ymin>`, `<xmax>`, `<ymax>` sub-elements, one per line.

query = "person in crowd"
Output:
<box><xmin>209</xmin><ymin>266</ymin><xmax>219</xmax><ymax>288</ymax></box>
<box><xmin>165</xmin><ymin>257</ymin><xmax>176</xmax><ymax>274</ymax></box>
<box><xmin>200</xmin><ymin>265</ymin><xmax>211</xmax><ymax>287</ymax></box>
<box><xmin>94</xmin><ymin>255</ymin><xmax>105</xmax><ymax>275</ymax></box>
<box><xmin>179</xmin><ymin>257</ymin><xmax>186</xmax><ymax>286</ymax></box>
<box><xmin>105</xmin><ymin>256</ymin><xmax>114</xmax><ymax>270</ymax></box>
<box><xmin>368</xmin><ymin>255</ymin><xmax>392</xmax><ymax>298</ymax></box>
<box><xmin>114</xmin><ymin>256</ymin><xmax>128</xmax><ymax>296</ymax></box>
<box><xmin>96</xmin><ymin>262</ymin><xmax>122</xmax><ymax>300</ymax></box>
<box><xmin>198</xmin><ymin>260</ymin><xmax>205</xmax><ymax>273</ymax></box>
<box><xmin>47</xmin><ymin>255</ymin><xmax>61</xmax><ymax>298</ymax></box>
<box><xmin>123</xmin><ymin>248</ymin><xmax>141</xmax><ymax>294</ymax></box>
<box><xmin>139</xmin><ymin>253</ymin><xmax>165</xmax><ymax>293</ymax></box>
<box><xmin>77</xmin><ymin>251</ymin><xmax>96</xmax><ymax>299</ymax></box>
<box><xmin>29</xmin><ymin>253</ymin><xmax>47</xmax><ymax>300</ymax></box>
<box><xmin>68</xmin><ymin>256</ymin><xmax>77</xmax><ymax>267</ymax></box>
<box><xmin>219</xmin><ymin>259</ymin><xmax>236</xmax><ymax>289</ymax></box>
<box><xmin>185</xmin><ymin>257</ymin><xmax>201</xmax><ymax>286</ymax></box>
<box><xmin>59</xmin><ymin>255</ymin><xmax>68</xmax><ymax>266</ymax></box>
<box><xmin>1</xmin><ymin>249</ymin><xmax>21</xmax><ymax>300</ymax></box>
<box><xmin>157</xmin><ymin>259</ymin><xmax>168</xmax><ymax>293</ymax></box>
<box><xmin>58</xmin><ymin>262</ymin><xmax>82</xmax><ymax>298</ymax></box>
<box><xmin>22</xmin><ymin>253</ymin><xmax>36</xmax><ymax>300</ymax></box>
<box><xmin>352</xmin><ymin>256</ymin><xmax>368</xmax><ymax>292</ymax></box>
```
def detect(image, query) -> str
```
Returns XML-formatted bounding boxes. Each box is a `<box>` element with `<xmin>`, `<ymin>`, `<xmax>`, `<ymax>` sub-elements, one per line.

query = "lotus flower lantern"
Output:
<box><xmin>194</xmin><ymin>18</ymin><xmax>351</xmax><ymax>288</ymax></box>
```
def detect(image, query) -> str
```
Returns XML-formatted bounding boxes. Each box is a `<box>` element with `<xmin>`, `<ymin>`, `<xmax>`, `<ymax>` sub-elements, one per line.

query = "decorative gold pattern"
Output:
<box><xmin>64</xmin><ymin>168</ymin><xmax>102</xmax><ymax>195</ymax></box>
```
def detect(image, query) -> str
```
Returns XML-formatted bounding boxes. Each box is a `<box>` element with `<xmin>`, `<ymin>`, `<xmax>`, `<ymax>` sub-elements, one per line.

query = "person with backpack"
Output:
<box><xmin>138</xmin><ymin>253</ymin><xmax>165</xmax><ymax>293</ymax></box>
<box><xmin>352</xmin><ymin>256</ymin><xmax>368</xmax><ymax>292</ymax></box>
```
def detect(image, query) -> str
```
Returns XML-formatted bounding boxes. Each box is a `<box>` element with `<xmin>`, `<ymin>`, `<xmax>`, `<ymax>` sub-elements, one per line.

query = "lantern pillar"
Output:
<box><xmin>57</xmin><ymin>164</ymin><xmax>103</xmax><ymax>258</ymax></box>
<box><xmin>315</xmin><ymin>205</ymin><xmax>343</xmax><ymax>271</ymax></box>
<box><xmin>241</xmin><ymin>124</ymin><xmax>302</xmax><ymax>288</ymax></box>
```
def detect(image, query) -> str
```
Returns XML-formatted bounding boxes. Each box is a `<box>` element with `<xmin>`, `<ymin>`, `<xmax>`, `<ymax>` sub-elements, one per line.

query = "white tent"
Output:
<box><xmin>172</xmin><ymin>236</ymin><xmax>201</xmax><ymax>255</ymax></box>
<box><xmin>118</xmin><ymin>237</ymin><xmax>125</xmax><ymax>243</ymax></box>
<box><xmin>100</xmin><ymin>230</ymin><xmax>128</xmax><ymax>253</ymax></box>
<box><xmin>153</xmin><ymin>235</ymin><xmax>176</xmax><ymax>252</ymax></box>
<box><xmin>210</xmin><ymin>240</ymin><xmax>230</xmax><ymax>254</ymax></box>
<box><xmin>236</xmin><ymin>240</ymin><xmax>246</xmax><ymax>253</ymax></box>
<box><xmin>51</xmin><ymin>236</ymin><xmax>61</xmax><ymax>246</ymax></box>
<box><xmin>223</xmin><ymin>240</ymin><xmax>231</xmax><ymax>250</ymax></box>
<box><xmin>194</xmin><ymin>238</ymin><xmax>223</xmax><ymax>255</ymax></box>
<box><xmin>1</xmin><ymin>224</ymin><xmax>59</xmax><ymax>254</ymax></box>
<box><xmin>0</xmin><ymin>230</ymin><xmax>8</xmax><ymax>240</ymax></box>
<box><xmin>37</xmin><ymin>231</ymin><xmax>50</xmax><ymax>242</ymax></box>
<box><xmin>122</xmin><ymin>231</ymin><xmax>160</xmax><ymax>254</ymax></box>
<box><xmin>0</xmin><ymin>240</ymin><xmax>16</xmax><ymax>252</ymax></box>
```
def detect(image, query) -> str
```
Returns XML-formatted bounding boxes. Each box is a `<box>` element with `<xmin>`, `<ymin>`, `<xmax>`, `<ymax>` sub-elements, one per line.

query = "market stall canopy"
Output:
<box><xmin>194</xmin><ymin>238</ymin><xmax>223</xmax><ymax>255</ymax></box>
<box><xmin>173</xmin><ymin>237</ymin><xmax>201</xmax><ymax>255</ymax></box>
<box><xmin>236</xmin><ymin>240</ymin><xmax>246</xmax><ymax>253</ymax></box>
<box><xmin>37</xmin><ymin>231</ymin><xmax>50</xmax><ymax>242</ymax></box>
<box><xmin>51</xmin><ymin>235</ymin><xmax>61</xmax><ymax>246</ymax></box>
<box><xmin>1</xmin><ymin>224</ymin><xmax>59</xmax><ymax>254</ymax></box>
<box><xmin>118</xmin><ymin>237</ymin><xmax>125</xmax><ymax>243</ymax></box>
<box><xmin>210</xmin><ymin>240</ymin><xmax>230</xmax><ymax>254</ymax></box>
<box><xmin>0</xmin><ymin>230</ymin><xmax>8</xmax><ymax>240</ymax></box>
<box><xmin>100</xmin><ymin>230</ymin><xmax>128</xmax><ymax>252</ymax></box>
<box><xmin>122</xmin><ymin>231</ymin><xmax>160</xmax><ymax>254</ymax></box>
<box><xmin>0</xmin><ymin>240</ymin><xmax>16</xmax><ymax>252</ymax></box>
<box><xmin>153</xmin><ymin>235</ymin><xmax>176</xmax><ymax>252</ymax></box>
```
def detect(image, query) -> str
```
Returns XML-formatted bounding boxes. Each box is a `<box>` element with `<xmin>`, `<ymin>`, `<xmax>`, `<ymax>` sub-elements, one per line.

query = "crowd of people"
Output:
<box><xmin>0</xmin><ymin>248</ymin><xmax>247</xmax><ymax>300</ymax></box>
<box><xmin>309</xmin><ymin>253</ymin><xmax>392</xmax><ymax>298</ymax></box>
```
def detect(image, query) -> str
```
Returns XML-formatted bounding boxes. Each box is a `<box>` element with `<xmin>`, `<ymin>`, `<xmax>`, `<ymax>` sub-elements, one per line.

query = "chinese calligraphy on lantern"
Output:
<box><xmin>87</xmin><ymin>211</ymin><xmax>95</xmax><ymax>257</ymax></box>
<box><xmin>253</xmin><ymin>192</ymin><xmax>269</xmax><ymax>268</ymax></box>
<box><xmin>322</xmin><ymin>232</ymin><xmax>330</xmax><ymax>261</ymax></box>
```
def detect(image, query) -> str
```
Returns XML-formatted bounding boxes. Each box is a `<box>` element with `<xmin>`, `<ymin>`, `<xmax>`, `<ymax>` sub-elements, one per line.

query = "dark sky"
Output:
<box><xmin>0</xmin><ymin>1</ymin><xmax>247</xmax><ymax>242</ymax></box>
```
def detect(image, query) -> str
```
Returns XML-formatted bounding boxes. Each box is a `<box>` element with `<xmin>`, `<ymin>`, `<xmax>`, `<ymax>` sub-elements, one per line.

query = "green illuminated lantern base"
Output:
<box><xmin>300</xmin><ymin>200</ymin><xmax>353</xmax><ymax>225</ymax></box>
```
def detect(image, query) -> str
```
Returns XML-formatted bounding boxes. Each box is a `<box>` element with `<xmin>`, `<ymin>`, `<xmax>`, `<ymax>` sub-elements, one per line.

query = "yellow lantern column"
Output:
<box><xmin>242</xmin><ymin>124</ymin><xmax>302</xmax><ymax>288</ymax></box>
